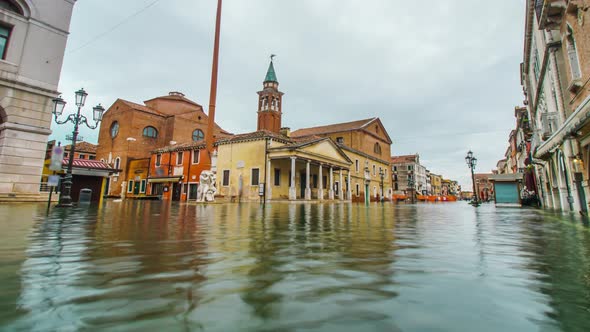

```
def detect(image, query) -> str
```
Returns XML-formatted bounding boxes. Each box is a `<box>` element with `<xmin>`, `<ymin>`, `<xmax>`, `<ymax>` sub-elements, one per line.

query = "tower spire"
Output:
<box><xmin>257</xmin><ymin>56</ymin><xmax>284</xmax><ymax>133</ymax></box>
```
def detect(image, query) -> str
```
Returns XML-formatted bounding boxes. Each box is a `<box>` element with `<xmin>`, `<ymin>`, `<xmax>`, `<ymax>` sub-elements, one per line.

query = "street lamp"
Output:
<box><xmin>52</xmin><ymin>89</ymin><xmax>104</xmax><ymax>207</ymax></box>
<box><xmin>465</xmin><ymin>150</ymin><xmax>480</xmax><ymax>206</ymax></box>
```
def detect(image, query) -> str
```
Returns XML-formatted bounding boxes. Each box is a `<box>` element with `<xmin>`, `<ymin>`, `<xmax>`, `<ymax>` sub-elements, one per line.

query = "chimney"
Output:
<box><xmin>280</xmin><ymin>127</ymin><xmax>291</xmax><ymax>137</ymax></box>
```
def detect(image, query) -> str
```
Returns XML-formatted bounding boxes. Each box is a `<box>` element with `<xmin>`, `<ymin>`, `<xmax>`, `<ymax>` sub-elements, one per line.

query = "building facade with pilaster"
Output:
<box><xmin>0</xmin><ymin>0</ymin><xmax>75</xmax><ymax>199</ymax></box>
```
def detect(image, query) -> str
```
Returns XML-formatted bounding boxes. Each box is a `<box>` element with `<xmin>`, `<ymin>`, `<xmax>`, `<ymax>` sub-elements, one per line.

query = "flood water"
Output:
<box><xmin>1</xmin><ymin>201</ymin><xmax>590</xmax><ymax>331</ymax></box>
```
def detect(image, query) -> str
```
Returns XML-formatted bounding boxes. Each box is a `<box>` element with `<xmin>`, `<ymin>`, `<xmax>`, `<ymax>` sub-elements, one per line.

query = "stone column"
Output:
<box><xmin>318</xmin><ymin>164</ymin><xmax>324</xmax><ymax>201</ymax></box>
<box><xmin>339</xmin><ymin>169</ymin><xmax>344</xmax><ymax>201</ymax></box>
<box><xmin>347</xmin><ymin>170</ymin><xmax>352</xmax><ymax>201</ymax></box>
<box><xmin>305</xmin><ymin>161</ymin><xmax>311</xmax><ymax>200</ymax></box>
<box><xmin>289</xmin><ymin>157</ymin><xmax>297</xmax><ymax>200</ymax></box>
<box><xmin>266</xmin><ymin>158</ymin><xmax>272</xmax><ymax>201</ymax></box>
<box><xmin>329</xmin><ymin>167</ymin><xmax>334</xmax><ymax>200</ymax></box>
<box><xmin>328</xmin><ymin>167</ymin><xmax>334</xmax><ymax>200</ymax></box>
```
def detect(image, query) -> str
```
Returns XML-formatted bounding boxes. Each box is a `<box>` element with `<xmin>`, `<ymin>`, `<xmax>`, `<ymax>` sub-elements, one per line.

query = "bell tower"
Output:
<box><xmin>257</xmin><ymin>56</ymin><xmax>284</xmax><ymax>133</ymax></box>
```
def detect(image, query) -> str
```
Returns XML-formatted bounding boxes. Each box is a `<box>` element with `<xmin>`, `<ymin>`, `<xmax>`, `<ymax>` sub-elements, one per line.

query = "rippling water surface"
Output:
<box><xmin>1</xmin><ymin>201</ymin><xmax>590</xmax><ymax>331</ymax></box>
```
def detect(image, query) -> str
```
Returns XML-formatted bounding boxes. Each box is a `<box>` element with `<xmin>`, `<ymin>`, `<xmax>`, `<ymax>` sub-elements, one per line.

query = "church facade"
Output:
<box><xmin>215</xmin><ymin>60</ymin><xmax>393</xmax><ymax>203</ymax></box>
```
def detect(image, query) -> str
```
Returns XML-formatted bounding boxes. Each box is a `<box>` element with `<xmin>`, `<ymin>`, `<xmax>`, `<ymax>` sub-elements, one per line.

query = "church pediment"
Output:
<box><xmin>268</xmin><ymin>138</ymin><xmax>352</xmax><ymax>167</ymax></box>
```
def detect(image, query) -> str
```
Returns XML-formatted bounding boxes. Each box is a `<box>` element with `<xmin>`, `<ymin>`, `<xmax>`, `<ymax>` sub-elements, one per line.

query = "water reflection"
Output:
<box><xmin>0</xmin><ymin>202</ymin><xmax>589</xmax><ymax>331</ymax></box>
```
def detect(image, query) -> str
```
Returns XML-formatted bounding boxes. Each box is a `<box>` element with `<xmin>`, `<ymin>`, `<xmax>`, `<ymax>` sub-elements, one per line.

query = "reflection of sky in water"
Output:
<box><xmin>1</xmin><ymin>202</ymin><xmax>589</xmax><ymax>331</ymax></box>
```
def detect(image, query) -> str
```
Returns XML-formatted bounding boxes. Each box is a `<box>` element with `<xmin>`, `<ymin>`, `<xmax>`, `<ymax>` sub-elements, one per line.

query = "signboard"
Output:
<box><xmin>259</xmin><ymin>183</ymin><xmax>265</xmax><ymax>196</ymax></box>
<box><xmin>47</xmin><ymin>175</ymin><xmax>60</xmax><ymax>187</ymax></box>
<box><xmin>49</xmin><ymin>145</ymin><xmax>65</xmax><ymax>171</ymax></box>
<box><xmin>237</xmin><ymin>161</ymin><xmax>245</xmax><ymax>169</ymax></box>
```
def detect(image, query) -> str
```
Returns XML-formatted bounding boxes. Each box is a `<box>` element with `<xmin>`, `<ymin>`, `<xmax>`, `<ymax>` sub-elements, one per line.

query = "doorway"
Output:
<box><xmin>188</xmin><ymin>183</ymin><xmax>199</xmax><ymax>200</ymax></box>
<box><xmin>172</xmin><ymin>183</ymin><xmax>182</xmax><ymax>201</ymax></box>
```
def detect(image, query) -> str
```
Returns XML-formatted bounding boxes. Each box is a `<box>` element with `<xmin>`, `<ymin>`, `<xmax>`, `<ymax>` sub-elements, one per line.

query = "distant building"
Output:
<box><xmin>474</xmin><ymin>173</ymin><xmax>494</xmax><ymax>202</ymax></box>
<box><xmin>42</xmin><ymin>141</ymin><xmax>114</xmax><ymax>203</ymax></box>
<box><xmin>430</xmin><ymin>173</ymin><xmax>442</xmax><ymax>196</ymax></box>
<box><xmin>95</xmin><ymin>92</ymin><xmax>232</xmax><ymax>197</ymax></box>
<box><xmin>391</xmin><ymin>154</ymin><xmax>427</xmax><ymax>195</ymax></box>
<box><xmin>0</xmin><ymin>0</ymin><xmax>75</xmax><ymax>198</ymax></box>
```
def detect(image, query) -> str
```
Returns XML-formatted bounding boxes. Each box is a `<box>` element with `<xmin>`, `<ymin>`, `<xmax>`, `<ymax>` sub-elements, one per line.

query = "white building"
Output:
<box><xmin>0</xmin><ymin>0</ymin><xmax>75</xmax><ymax>197</ymax></box>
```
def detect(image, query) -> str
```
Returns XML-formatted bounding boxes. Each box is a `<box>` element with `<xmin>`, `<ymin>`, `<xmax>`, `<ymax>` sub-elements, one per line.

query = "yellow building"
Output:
<box><xmin>215</xmin><ymin>59</ymin><xmax>391</xmax><ymax>204</ymax></box>
<box><xmin>216</xmin><ymin>131</ymin><xmax>352</xmax><ymax>201</ymax></box>
<box><xmin>430</xmin><ymin>173</ymin><xmax>442</xmax><ymax>196</ymax></box>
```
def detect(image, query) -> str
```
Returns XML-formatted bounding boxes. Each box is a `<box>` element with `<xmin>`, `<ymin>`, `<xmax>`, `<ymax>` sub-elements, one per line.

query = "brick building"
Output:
<box><xmin>391</xmin><ymin>154</ymin><xmax>427</xmax><ymax>195</ymax></box>
<box><xmin>96</xmin><ymin>92</ymin><xmax>232</xmax><ymax>197</ymax></box>
<box><xmin>474</xmin><ymin>173</ymin><xmax>494</xmax><ymax>202</ymax></box>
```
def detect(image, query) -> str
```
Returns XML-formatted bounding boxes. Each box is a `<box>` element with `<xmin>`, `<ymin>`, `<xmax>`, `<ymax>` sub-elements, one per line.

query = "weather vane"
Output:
<box><xmin>270</xmin><ymin>54</ymin><xmax>276</xmax><ymax>62</ymax></box>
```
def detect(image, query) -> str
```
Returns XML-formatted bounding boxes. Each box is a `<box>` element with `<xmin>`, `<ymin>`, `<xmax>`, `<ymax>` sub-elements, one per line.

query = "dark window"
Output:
<box><xmin>192</xmin><ymin>129</ymin><xmax>205</xmax><ymax>142</ymax></box>
<box><xmin>336</xmin><ymin>137</ymin><xmax>344</xmax><ymax>144</ymax></box>
<box><xmin>313</xmin><ymin>174</ymin><xmax>318</xmax><ymax>188</ymax></box>
<box><xmin>192</xmin><ymin>150</ymin><xmax>200</xmax><ymax>164</ymax></box>
<box><xmin>356</xmin><ymin>184</ymin><xmax>360</xmax><ymax>196</ymax></box>
<box><xmin>110</xmin><ymin>122</ymin><xmax>119</xmax><ymax>138</ymax></box>
<box><xmin>64</xmin><ymin>152</ymin><xmax>69</xmax><ymax>158</ymax></box>
<box><xmin>143</xmin><ymin>126</ymin><xmax>158</xmax><ymax>138</ymax></box>
<box><xmin>127</xmin><ymin>181</ymin><xmax>134</xmax><ymax>193</ymax></box>
<box><xmin>355</xmin><ymin>160</ymin><xmax>359</xmax><ymax>172</ymax></box>
<box><xmin>140</xmin><ymin>180</ymin><xmax>146</xmax><ymax>193</ymax></box>
<box><xmin>323</xmin><ymin>176</ymin><xmax>327</xmax><ymax>188</ymax></box>
<box><xmin>89</xmin><ymin>155</ymin><xmax>96</xmax><ymax>160</ymax></box>
<box><xmin>176</xmin><ymin>152</ymin><xmax>184</xmax><ymax>165</ymax></box>
<box><xmin>222</xmin><ymin>170</ymin><xmax>230</xmax><ymax>186</ymax></box>
<box><xmin>374</xmin><ymin>143</ymin><xmax>382</xmax><ymax>155</ymax></box>
<box><xmin>395</xmin><ymin>183</ymin><xmax>398</xmax><ymax>190</ymax></box>
<box><xmin>0</xmin><ymin>1</ymin><xmax>23</xmax><ymax>14</ymax></box>
<box><xmin>0</xmin><ymin>25</ymin><xmax>11</xmax><ymax>60</ymax></box>
<box><xmin>79</xmin><ymin>154</ymin><xmax>86</xmax><ymax>159</ymax></box>
<box><xmin>251</xmin><ymin>168</ymin><xmax>260</xmax><ymax>186</ymax></box>
<box><xmin>274</xmin><ymin>168</ymin><xmax>280</xmax><ymax>186</ymax></box>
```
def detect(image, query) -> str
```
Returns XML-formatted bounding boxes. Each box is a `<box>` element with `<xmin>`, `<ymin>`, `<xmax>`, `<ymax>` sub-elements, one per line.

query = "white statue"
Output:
<box><xmin>197</xmin><ymin>171</ymin><xmax>217</xmax><ymax>202</ymax></box>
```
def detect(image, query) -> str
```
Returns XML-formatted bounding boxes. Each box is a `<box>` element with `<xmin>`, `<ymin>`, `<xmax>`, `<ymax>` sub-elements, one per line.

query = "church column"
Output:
<box><xmin>305</xmin><ymin>161</ymin><xmax>311</xmax><ymax>200</ymax></box>
<box><xmin>339</xmin><ymin>169</ymin><xmax>344</xmax><ymax>201</ymax></box>
<box><xmin>289</xmin><ymin>157</ymin><xmax>297</xmax><ymax>200</ymax></box>
<box><xmin>318</xmin><ymin>164</ymin><xmax>324</xmax><ymax>201</ymax></box>
<box><xmin>329</xmin><ymin>167</ymin><xmax>334</xmax><ymax>200</ymax></box>
<box><xmin>266</xmin><ymin>158</ymin><xmax>272</xmax><ymax>201</ymax></box>
<box><xmin>347</xmin><ymin>169</ymin><xmax>352</xmax><ymax>201</ymax></box>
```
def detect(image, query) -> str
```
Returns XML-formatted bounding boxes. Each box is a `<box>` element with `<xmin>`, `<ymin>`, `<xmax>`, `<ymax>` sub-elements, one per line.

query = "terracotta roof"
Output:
<box><xmin>64</xmin><ymin>141</ymin><xmax>97</xmax><ymax>154</ymax></box>
<box><xmin>62</xmin><ymin>159</ymin><xmax>113</xmax><ymax>170</ymax></box>
<box><xmin>153</xmin><ymin>142</ymin><xmax>206</xmax><ymax>154</ymax></box>
<box><xmin>337</xmin><ymin>143</ymin><xmax>389</xmax><ymax>165</ymax></box>
<box><xmin>144</xmin><ymin>93</ymin><xmax>203</xmax><ymax>108</ymax></box>
<box><xmin>216</xmin><ymin>130</ymin><xmax>292</xmax><ymax>145</ymax></box>
<box><xmin>391</xmin><ymin>155</ymin><xmax>418</xmax><ymax>164</ymax></box>
<box><xmin>118</xmin><ymin>99</ymin><xmax>165</xmax><ymax>116</ymax></box>
<box><xmin>291</xmin><ymin>118</ymin><xmax>377</xmax><ymax>137</ymax></box>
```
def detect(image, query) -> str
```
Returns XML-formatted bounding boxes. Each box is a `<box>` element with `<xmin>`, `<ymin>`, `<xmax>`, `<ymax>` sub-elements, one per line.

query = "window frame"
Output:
<box><xmin>155</xmin><ymin>154</ymin><xmax>162</xmax><ymax>167</ymax></box>
<box><xmin>251</xmin><ymin>168</ymin><xmax>260</xmax><ymax>186</ymax></box>
<box><xmin>110</xmin><ymin>121</ymin><xmax>119</xmax><ymax>138</ymax></box>
<box><xmin>192</xmin><ymin>129</ymin><xmax>205</xmax><ymax>142</ymax></box>
<box><xmin>355</xmin><ymin>159</ymin><xmax>359</xmax><ymax>173</ymax></box>
<box><xmin>222</xmin><ymin>170</ymin><xmax>230</xmax><ymax>187</ymax></box>
<box><xmin>176</xmin><ymin>151</ymin><xmax>184</xmax><ymax>166</ymax></box>
<box><xmin>142</xmin><ymin>126</ymin><xmax>158</xmax><ymax>139</ymax></box>
<box><xmin>127</xmin><ymin>180</ymin><xmax>134</xmax><ymax>193</ymax></box>
<box><xmin>0</xmin><ymin>23</ymin><xmax>12</xmax><ymax>61</ymax></box>
<box><xmin>192</xmin><ymin>150</ymin><xmax>200</xmax><ymax>164</ymax></box>
<box><xmin>140</xmin><ymin>179</ymin><xmax>147</xmax><ymax>193</ymax></box>
<box><xmin>336</xmin><ymin>137</ymin><xmax>344</xmax><ymax>144</ymax></box>
<box><xmin>274</xmin><ymin>168</ymin><xmax>281</xmax><ymax>186</ymax></box>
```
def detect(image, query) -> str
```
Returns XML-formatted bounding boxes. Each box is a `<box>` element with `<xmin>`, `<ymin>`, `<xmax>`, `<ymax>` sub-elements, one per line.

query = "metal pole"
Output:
<box><xmin>205</xmin><ymin>0</ymin><xmax>223</xmax><ymax>162</ymax></box>
<box><xmin>57</xmin><ymin>106</ymin><xmax>81</xmax><ymax>207</ymax></box>
<box><xmin>471</xmin><ymin>164</ymin><xmax>478</xmax><ymax>205</ymax></box>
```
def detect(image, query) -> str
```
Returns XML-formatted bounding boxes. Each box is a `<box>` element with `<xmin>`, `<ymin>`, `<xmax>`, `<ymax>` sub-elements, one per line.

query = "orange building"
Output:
<box><xmin>145</xmin><ymin>142</ymin><xmax>208</xmax><ymax>201</ymax></box>
<box><xmin>96</xmin><ymin>92</ymin><xmax>232</xmax><ymax>197</ymax></box>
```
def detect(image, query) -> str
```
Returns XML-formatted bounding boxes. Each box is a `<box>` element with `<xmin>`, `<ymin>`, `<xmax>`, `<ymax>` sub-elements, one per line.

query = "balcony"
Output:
<box><xmin>536</xmin><ymin>0</ymin><xmax>567</xmax><ymax>29</ymax></box>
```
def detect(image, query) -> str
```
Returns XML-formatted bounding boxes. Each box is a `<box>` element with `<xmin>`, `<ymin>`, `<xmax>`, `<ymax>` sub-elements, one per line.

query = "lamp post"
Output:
<box><xmin>379</xmin><ymin>168</ymin><xmax>385</xmax><ymax>202</ymax></box>
<box><xmin>465</xmin><ymin>150</ymin><xmax>480</xmax><ymax>207</ymax></box>
<box><xmin>52</xmin><ymin>89</ymin><xmax>104</xmax><ymax>207</ymax></box>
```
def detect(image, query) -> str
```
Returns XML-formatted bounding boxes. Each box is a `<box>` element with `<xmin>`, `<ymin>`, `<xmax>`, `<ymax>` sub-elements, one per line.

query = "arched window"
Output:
<box><xmin>110</xmin><ymin>122</ymin><xmax>119</xmax><ymax>138</ymax></box>
<box><xmin>114</xmin><ymin>157</ymin><xmax>121</xmax><ymax>170</ymax></box>
<box><xmin>0</xmin><ymin>0</ymin><xmax>24</xmax><ymax>15</ymax></box>
<box><xmin>566</xmin><ymin>25</ymin><xmax>582</xmax><ymax>80</ymax></box>
<box><xmin>192</xmin><ymin>129</ymin><xmax>204</xmax><ymax>142</ymax></box>
<box><xmin>374</xmin><ymin>143</ymin><xmax>382</xmax><ymax>155</ymax></box>
<box><xmin>143</xmin><ymin>126</ymin><xmax>158</xmax><ymax>138</ymax></box>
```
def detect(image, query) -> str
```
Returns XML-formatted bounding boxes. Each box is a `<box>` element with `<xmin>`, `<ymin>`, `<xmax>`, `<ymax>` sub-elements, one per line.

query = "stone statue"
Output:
<box><xmin>197</xmin><ymin>171</ymin><xmax>217</xmax><ymax>202</ymax></box>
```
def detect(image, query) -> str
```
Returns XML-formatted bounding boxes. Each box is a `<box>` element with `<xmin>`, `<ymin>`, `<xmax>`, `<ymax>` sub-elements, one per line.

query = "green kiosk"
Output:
<box><xmin>489</xmin><ymin>173</ymin><xmax>524</xmax><ymax>207</ymax></box>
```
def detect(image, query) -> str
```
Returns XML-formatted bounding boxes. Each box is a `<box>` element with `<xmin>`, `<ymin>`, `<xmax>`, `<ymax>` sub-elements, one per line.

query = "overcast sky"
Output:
<box><xmin>52</xmin><ymin>0</ymin><xmax>526</xmax><ymax>188</ymax></box>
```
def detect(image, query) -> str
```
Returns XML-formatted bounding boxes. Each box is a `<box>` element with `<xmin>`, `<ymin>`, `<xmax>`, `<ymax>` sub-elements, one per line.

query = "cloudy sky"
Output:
<box><xmin>52</xmin><ymin>0</ymin><xmax>526</xmax><ymax>188</ymax></box>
